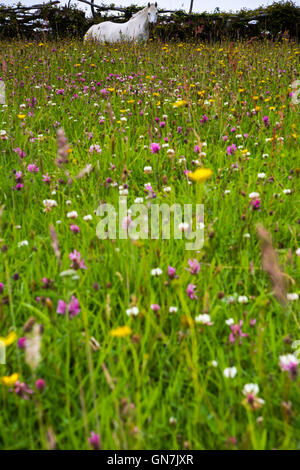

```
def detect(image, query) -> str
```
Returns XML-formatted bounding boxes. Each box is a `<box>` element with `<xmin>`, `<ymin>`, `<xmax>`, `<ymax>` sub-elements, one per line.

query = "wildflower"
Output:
<box><xmin>169</xmin><ymin>306</ymin><xmax>178</xmax><ymax>313</ymax></box>
<box><xmin>195</xmin><ymin>314</ymin><xmax>213</xmax><ymax>325</ymax></box>
<box><xmin>211</xmin><ymin>360</ymin><xmax>218</xmax><ymax>367</ymax></box>
<box><xmin>287</xmin><ymin>293</ymin><xmax>299</xmax><ymax>301</ymax></box>
<box><xmin>27</xmin><ymin>163</ymin><xmax>39</xmax><ymax>173</ymax></box>
<box><xmin>13</xmin><ymin>380</ymin><xmax>33</xmax><ymax>400</ymax></box>
<box><xmin>188</xmin><ymin>258</ymin><xmax>200</xmax><ymax>275</ymax></box>
<box><xmin>144</xmin><ymin>166</ymin><xmax>152</xmax><ymax>174</ymax></box>
<box><xmin>187</xmin><ymin>168</ymin><xmax>212</xmax><ymax>183</ymax></box>
<box><xmin>279</xmin><ymin>354</ymin><xmax>298</xmax><ymax>379</ymax></box>
<box><xmin>242</xmin><ymin>383</ymin><xmax>265</xmax><ymax>410</ymax></box>
<box><xmin>178</xmin><ymin>222</ymin><xmax>190</xmax><ymax>232</ymax></box>
<box><xmin>187</xmin><ymin>284</ymin><xmax>198</xmax><ymax>300</ymax></box>
<box><xmin>83</xmin><ymin>215</ymin><xmax>93</xmax><ymax>221</ymax></box>
<box><xmin>238</xmin><ymin>295</ymin><xmax>248</xmax><ymax>304</ymax></box>
<box><xmin>0</xmin><ymin>282</ymin><xmax>3</xmax><ymax>293</ymax></box>
<box><xmin>42</xmin><ymin>173</ymin><xmax>51</xmax><ymax>184</ymax></box>
<box><xmin>43</xmin><ymin>200</ymin><xmax>58</xmax><ymax>212</ymax></box>
<box><xmin>18</xmin><ymin>240</ymin><xmax>28</xmax><ymax>247</ymax></box>
<box><xmin>151</xmin><ymin>304</ymin><xmax>160</xmax><ymax>312</ymax></box>
<box><xmin>150</xmin><ymin>142</ymin><xmax>161</xmax><ymax>154</ymax></box>
<box><xmin>168</xmin><ymin>266</ymin><xmax>178</xmax><ymax>279</ymax></box>
<box><xmin>67</xmin><ymin>211</ymin><xmax>78</xmax><ymax>219</ymax></box>
<box><xmin>1</xmin><ymin>373</ymin><xmax>19</xmax><ymax>386</ymax></box>
<box><xmin>126</xmin><ymin>306</ymin><xmax>139</xmax><ymax>317</ymax></box>
<box><xmin>225</xmin><ymin>318</ymin><xmax>234</xmax><ymax>326</ymax></box>
<box><xmin>249</xmin><ymin>192</ymin><xmax>260</xmax><ymax>199</ymax></box>
<box><xmin>110</xmin><ymin>326</ymin><xmax>132</xmax><ymax>338</ymax></box>
<box><xmin>35</xmin><ymin>378</ymin><xmax>46</xmax><ymax>391</ymax></box>
<box><xmin>0</xmin><ymin>331</ymin><xmax>17</xmax><ymax>346</ymax></box>
<box><xmin>89</xmin><ymin>144</ymin><xmax>102</xmax><ymax>154</ymax></box>
<box><xmin>70</xmin><ymin>224</ymin><xmax>80</xmax><ymax>234</ymax></box>
<box><xmin>229</xmin><ymin>320</ymin><xmax>248</xmax><ymax>344</ymax></box>
<box><xmin>18</xmin><ymin>337</ymin><xmax>27</xmax><ymax>349</ymax></box>
<box><xmin>88</xmin><ymin>431</ymin><xmax>101</xmax><ymax>450</ymax></box>
<box><xmin>173</xmin><ymin>100</ymin><xmax>187</xmax><ymax>108</ymax></box>
<box><xmin>296</xmin><ymin>248</ymin><xmax>300</xmax><ymax>257</ymax></box>
<box><xmin>223</xmin><ymin>367</ymin><xmax>237</xmax><ymax>379</ymax></box>
<box><xmin>69</xmin><ymin>250</ymin><xmax>87</xmax><ymax>270</ymax></box>
<box><xmin>57</xmin><ymin>297</ymin><xmax>80</xmax><ymax>319</ymax></box>
<box><xmin>151</xmin><ymin>268</ymin><xmax>163</xmax><ymax>276</ymax></box>
<box><xmin>250</xmin><ymin>198</ymin><xmax>261</xmax><ymax>210</ymax></box>
<box><xmin>227</xmin><ymin>144</ymin><xmax>237</xmax><ymax>155</ymax></box>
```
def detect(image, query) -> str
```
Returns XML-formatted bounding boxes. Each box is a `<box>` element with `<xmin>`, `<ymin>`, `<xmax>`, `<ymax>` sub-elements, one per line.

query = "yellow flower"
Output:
<box><xmin>0</xmin><ymin>331</ymin><xmax>17</xmax><ymax>347</ymax></box>
<box><xmin>17</xmin><ymin>114</ymin><xmax>26</xmax><ymax>119</ymax></box>
<box><xmin>187</xmin><ymin>168</ymin><xmax>213</xmax><ymax>183</ymax></box>
<box><xmin>110</xmin><ymin>326</ymin><xmax>132</xmax><ymax>338</ymax></box>
<box><xmin>173</xmin><ymin>100</ymin><xmax>187</xmax><ymax>108</ymax></box>
<box><xmin>1</xmin><ymin>373</ymin><xmax>19</xmax><ymax>386</ymax></box>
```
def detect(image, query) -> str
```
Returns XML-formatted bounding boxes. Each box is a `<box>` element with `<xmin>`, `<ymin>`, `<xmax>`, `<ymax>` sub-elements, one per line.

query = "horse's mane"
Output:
<box><xmin>130</xmin><ymin>6</ymin><xmax>148</xmax><ymax>20</ymax></box>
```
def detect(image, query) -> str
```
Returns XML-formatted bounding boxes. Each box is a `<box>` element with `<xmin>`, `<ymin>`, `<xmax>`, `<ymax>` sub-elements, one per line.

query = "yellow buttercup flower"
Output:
<box><xmin>188</xmin><ymin>168</ymin><xmax>213</xmax><ymax>183</ymax></box>
<box><xmin>173</xmin><ymin>100</ymin><xmax>187</xmax><ymax>108</ymax></box>
<box><xmin>0</xmin><ymin>331</ymin><xmax>17</xmax><ymax>347</ymax></box>
<box><xmin>17</xmin><ymin>114</ymin><xmax>26</xmax><ymax>119</ymax></box>
<box><xmin>1</xmin><ymin>373</ymin><xmax>19</xmax><ymax>386</ymax></box>
<box><xmin>110</xmin><ymin>326</ymin><xmax>132</xmax><ymax>338</ymax></box>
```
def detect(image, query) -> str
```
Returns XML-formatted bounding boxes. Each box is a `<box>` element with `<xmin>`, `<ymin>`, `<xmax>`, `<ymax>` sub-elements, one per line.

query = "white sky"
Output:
<box><xmin>1</xmin><ymin>0</ymin><xmax>300</xmax><ymax>14</ymax></box>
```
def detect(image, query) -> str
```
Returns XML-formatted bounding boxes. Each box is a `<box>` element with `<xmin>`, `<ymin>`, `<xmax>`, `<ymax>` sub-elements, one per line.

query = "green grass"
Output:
<box><xmin>0</xmin><ymin>38</ymin><xmax>299</xmax><ymax>450</ymax></box>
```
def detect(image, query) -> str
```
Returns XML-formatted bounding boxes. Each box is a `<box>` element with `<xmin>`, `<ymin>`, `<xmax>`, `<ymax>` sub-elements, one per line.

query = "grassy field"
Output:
<box><xmin>0</xmin><ymin>38</ymin><xmax>299</xmax><ymax>450</ymax></box>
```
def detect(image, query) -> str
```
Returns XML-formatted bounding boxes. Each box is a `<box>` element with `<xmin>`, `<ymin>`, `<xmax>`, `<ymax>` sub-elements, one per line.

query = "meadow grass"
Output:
<box><xmin>0</xmin><ymin>38</ymin><xmax>299</xmax><ymax>450</ymax></box>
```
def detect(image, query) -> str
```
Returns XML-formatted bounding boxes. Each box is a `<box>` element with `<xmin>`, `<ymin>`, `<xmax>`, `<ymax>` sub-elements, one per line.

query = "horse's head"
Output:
<box><xmin>147</xmin><ymin>3</ymin><xmax>158</xmax><ymax>25</ymax></box>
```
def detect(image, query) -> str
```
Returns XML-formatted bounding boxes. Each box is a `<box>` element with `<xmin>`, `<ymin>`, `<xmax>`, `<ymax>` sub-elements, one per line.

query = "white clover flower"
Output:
<box><xmin>238</xmin><ymin>295</ymin><xmax>249</xmax><ymax>304</ymax></box>
<box><xmin>195</xmin><ymin>314</ymin><xmax>213</xmax><ymax>325</ymax></box>
<box><xmin>223</xmin><ymin>366</ymin><xmax>237</xmax><ymax>379</ymax></box>
<box><xmin>296</xmin><ymin>248</ymin><xmax>300</xmax><ymax>257</ymax></box>
<box><xmin>67</xmin><ymin>211</ymin><xmax>78</xmax><ymax>219</ymax></box>
<box><xmin>249</xmin><ymin>192</ymin><xmax>260</xmax><ymax>199</ymax></box>
<box><xmin>144</xmin><ymin>166</ymin><xmax>152</xmax><ymax>174</ymax></box>
<box><xmin>56</xmin><ymin>220</ymin><xmax>62</xmax><ymax>224</ymax></box>
<box><xmin>283</xmin><ymin>189</ymin><xmax>292</xmax><ymax>195</ymax></box>
<box><xmin>43</xmin><ymin>199</ymin><xmax>57</xmax><ymax>208</ymax></box>
<box><xmin>211</xmin><ymin>360</ymin><xmax>218</xmax><ymax>367</ymax></box>
<box><xmin>262</xmin><ymin>153</ymin><xmax>269</xmax><ymax>158</ymax></box>
<box><xmin>163</xmin><ymin>186</ymin><xmax>171</xmax><ymax>193</ymax></box>
<box><xmin>134</xmin><ymin>197</ymin><xmax>144</xmax><ymax>204</ymax></box>
<box><xmin>169</xmin><ymin>306</ymin><xmax>178</xmax><ymax>313</ymax></box>
<box><xmin>126</xmin><ymin>306</ymin><xmax>139</xmax><ymax>317</ymax></box>
<box><xmin>287</xmin><ymin>293</ymin><xmax>299</xmax><ymax>301</ymax></box>
<box><xmin>119</xmin><ymin>189</ymin><xmax>128</xmax><ymax>196</ymax></box>
<box><xmin>151</xmin><ymin>267</ymin><xmax>163</xmax><ymax>276</ymax></box>
<box><xmin>225</xmin><ymin>318</ymin><xmax>235</xmax><ymax>326</ymax></box>
<box><xmin>66</xmin><ymin>200</ymin><xmax>72</xmax><ymax>206</ymax></box>
<box><xmin>257</xmin><ymin>173</ymin><xmax>266</xmax><ymax>179</ymax></box>
<box><xmin>224</xmin><ymin>190</ymin><xmax>231</xmax><ymax>194</ymax></box>
<box><xmin>83</xmin><ymin>214</ymin><xmax>93</xmax><ymax>221</ymax></box>
<box><xmin>243</xmin><ymin>383</ymin><xmax>259</xmax><ymax>396</ymax></box>
<box><xmin>18</xmin><ymin>240</ymin><xmax>28</xmax><ymax>247</ymax></box>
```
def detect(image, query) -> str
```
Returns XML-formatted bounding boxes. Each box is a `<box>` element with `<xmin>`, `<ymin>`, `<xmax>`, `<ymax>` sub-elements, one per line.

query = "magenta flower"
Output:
<box><xmin>0</xmin><ymin>282</ymin><xmax>3</xmax><ymax>293</ymax></box>
<box><xmin>68</xmin><ymin>296</ymin><xmax>81</xmax><ymax>318</ymax></box>
<box><xmin>88</xmin><ymin>431</ymin><xmax>101</xmax><ymax>450</ymax></box>
<box><xmin>168</xmin><ymin>266</ymin><xmax>178</xmax><ymax>279</ymax></box>
<box><xmin>250</xmin><ymin>198</ymin><xmax>261</xmax><ymax>210</ymax></box>
<box><xmin>57</xmin><ymin>300</ymin><xmax>66</xmax><ymax>315</ymax></box>
<box><xmin>70</xmin><ymin>224</ymin><xmax>80</xmax><ymax>234</ymax></box>
<box><xmin>42</xmin><ymin>173</ymin><xmax>51</xmax><ymax>184</ymax></box>
<box><xmin>12</xmin><ymin>380</ymin><xmax>33</xmax><ymax>400</ymax></box>
<box><xmin>151</xmin><ymin>304</ymin><xmax>160</xmax><ymax>312</ymax></box>
<box><xmin>227</xmin><ymin>144</ymin><xmax>237</xmax><ymax>156</ymax></box>
<box><xmin>150</xmin><ymin>142</ymin><xmax>161</xmax><ymax>154</ymax></box>
<box><xmin>229</xmin><ymin>320</ymin><xmax>248</xmax><ymax>344</ymax></box>
<box><xmin>69</xmin><ymin>250</ymin><xmax>87</xmax><ymax>270</ymax></box>
<box><xmin>188</xmin><ymin>258</ymin><xmax>200</xmax><ymax>275</ymax></box>
<box><xmin>263</xmin><ymin>115</ymin><xmax>269</xmax><ymax>125</ymax></box>
<box><xmin>18</xmin><ymin>337</ymin><xmax>27</xmax><ymax>349</ymax></box>
<box><xmin>187</xmin><ymin>284</ymin><xmax>198</xmax><ymax>300</ymax></box>
<box><xmin>279</xmin><ymin>354</ymin><xmax>298</xmax><ymax>379</ymax></box>
<box><xmin>27</xmin><ymin>163</ymin><xmax>39</xmax><ymax>173</ymax></box>
<box><xmin>35</xmin><ymin>378</ymin><xmax>46</xmax><ymax>391</ymax></box>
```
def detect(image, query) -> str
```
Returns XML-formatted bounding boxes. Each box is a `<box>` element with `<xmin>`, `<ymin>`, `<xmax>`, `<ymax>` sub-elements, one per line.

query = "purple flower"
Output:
<box><xmin>18</xmin><ymin>337</ymin><xmax>27</xmax><ymax>349</ymax></box>
<box><xmin>187</xmin><ymin>284</ymin><xmax>198</xmax><ymax>300</ymax></box>
<box><xmin>150</xmin><ymin>142</ymin><xmax>161</xmax><ymax>154</ymax></box>
<box><xmin>27</xmin><ymin>163</ymin><xmax>39</xmax><ymax>173</ymax></box>
<box><xmin>42</xmin><ymin>173</ymin><xmax>51</xmax><ymax>184</ymax></box>
<box><xmin>13</xmin><ymin>380</ymin><xmax>33</xmax><ymax>400</ymax></box>
<box><xmin>57</xmin><ymin>300</ymin><xmax>66</xmax><ymax>315</ymax></box>
<box><xmin>68</xmin><ymin>296</ymin><xmax>81</xmax><ymax>319</ymax></box>
<box><xmin>188</xmin><ymin>258</ymin><xmax>200</xmax><ymax>275</ymax></box>
<box><xmin>250</xmin><ymin>198</ymin><xmax>261</xmax><ymax>210</ymax></box>
<box><xmin>151</xmin><ymin>304</ymin><xmax>160</xmax><ymax>312</ymax></box>
<box><xmin>227</xmin><ymin>144</ymin><xmax>237</xmax><ymax>156</ymax></box>
<box><xmin>70</xmin><ymin>224</ymin><xmax>80</xmax><ymax>234</ymax></box>
<box><xmin>69</xmin><ymin>250</ymin><xmax>87</xmax><ymax>270</ymax></box>
<box><xmin>88</xmin><ymin>431</ymin><xmax>101</xmax><ymax>450</ymax></box>
<box><xmin>35</xmin><ymin>378</ymin><xmax>46</xmax><ymax>391</ymax></box>
<box><xmin>0</xmin><ymin>282</ymin><xmax>3</xmax><ymax>293</ymax></box>
<box><xmin>229</xmin><ymin>320</ymin><xmax>248</xmax><ymax>344</ymax></box>
<box><xmin>168</xmin><ymin>266</ymin><xmax>178</xmax><ymax>279</ymax></box>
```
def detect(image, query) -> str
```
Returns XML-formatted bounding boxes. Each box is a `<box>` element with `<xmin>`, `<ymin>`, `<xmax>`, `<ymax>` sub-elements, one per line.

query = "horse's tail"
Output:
<box><xmin>84</xmin><ymin>25</ymin><xmax>95</xmax><ymax>42</ymax></box>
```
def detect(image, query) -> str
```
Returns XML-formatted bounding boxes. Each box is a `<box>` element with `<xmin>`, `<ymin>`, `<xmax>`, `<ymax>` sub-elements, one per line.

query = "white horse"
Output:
<box><xmin>84</xmin><ymin>3</ymin><xmax>158</xmax><ymax>43</ymax></box>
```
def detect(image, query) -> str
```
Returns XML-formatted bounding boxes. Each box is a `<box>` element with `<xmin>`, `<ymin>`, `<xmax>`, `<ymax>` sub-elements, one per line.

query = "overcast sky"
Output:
<box><xmin>1</xmin><ymin>0</ymin><xmax>300</xmax><ymax>14</ymax></box>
